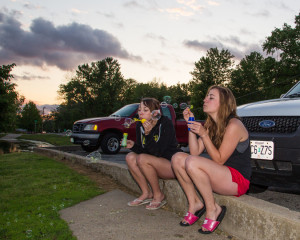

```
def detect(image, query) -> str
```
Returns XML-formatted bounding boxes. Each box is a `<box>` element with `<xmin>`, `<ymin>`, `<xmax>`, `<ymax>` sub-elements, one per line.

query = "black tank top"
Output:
<box><xmin>224</xmin><ymin>138</ymin><xmax>252</xmax><ymax>180</ymax></box>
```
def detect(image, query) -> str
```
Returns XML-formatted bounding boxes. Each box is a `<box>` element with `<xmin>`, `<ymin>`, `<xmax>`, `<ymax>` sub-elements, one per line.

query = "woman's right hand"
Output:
<box><xmin>125</xmin><ymin>140</ymin><xmax>135</xmax><ymax>149</ymax></box>
<box><xmin>183</xmin><ymin>107</ymin><xmax>195</xmax><ymax>122</ymax></box>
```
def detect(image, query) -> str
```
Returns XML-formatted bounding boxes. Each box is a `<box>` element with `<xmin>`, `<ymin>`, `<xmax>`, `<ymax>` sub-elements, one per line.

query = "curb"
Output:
<box><xmin>33</xmin><ymin>147</ymin><xmax>300</xmax><ymax>240</ymax></box>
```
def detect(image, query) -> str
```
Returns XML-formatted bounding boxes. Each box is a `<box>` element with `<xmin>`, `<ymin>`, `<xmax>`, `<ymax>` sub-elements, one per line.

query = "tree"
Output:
<box><xmin>229</xmin><ymin>52</ymin><xmax>266</xmax><ymax>105</ymax></box>
<box><xmin>132</xmin><ymin>78</ymin><xmax>169</xmax><ymax>102</ymax></box>
<box><xmin>263</xmin><ymin>12</ymin><xmax>300</xmax><ymax>88</ymax></box>
<box><xmin>167</xmin><ymin>83</ymin><xmax>191</xmax><ymax>119</ymax></box>
<box><xmin>0</xmin><ymin>63</ymin><xmax>24</xmax><ymax>132</ymax></box>
<box><xmin>18</xmin><ymin>101</ymin><xmax>42</xmax><ymax>133</ymax></box>
<box><xmin>58</xmin><ymin>57</ymin><xmax>127</xmax><ymax>128</ymax></box>
<box><xmin>189</xmin><ymin>48</ymin><xmax>235</xmax><ymax>118</ymax></box>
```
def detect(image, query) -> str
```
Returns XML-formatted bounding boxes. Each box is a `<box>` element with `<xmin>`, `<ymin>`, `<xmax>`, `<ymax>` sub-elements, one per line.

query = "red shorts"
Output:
<box><xmin>227</xmin><ymin>166</ymin><xmax>250</xmax><ymax>197</ymax></box>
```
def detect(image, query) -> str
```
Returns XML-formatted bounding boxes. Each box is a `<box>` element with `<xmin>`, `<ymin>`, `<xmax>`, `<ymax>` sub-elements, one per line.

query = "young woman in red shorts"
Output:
<box><xmin>171</xmin><ymin>85</ymin><xmax>251</xmax><ymax>234</ymax></box>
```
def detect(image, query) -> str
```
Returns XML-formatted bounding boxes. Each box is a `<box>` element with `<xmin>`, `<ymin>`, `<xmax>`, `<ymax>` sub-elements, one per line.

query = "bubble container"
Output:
<box><xmin>121</xmin><ymin>133</ymin><xmax>128</xmax><ymax>147</ymax></box>
<box><xmin>188</xmin><ymin>116</ymin><xmax>195</xmax><ymax>131</ymax></box>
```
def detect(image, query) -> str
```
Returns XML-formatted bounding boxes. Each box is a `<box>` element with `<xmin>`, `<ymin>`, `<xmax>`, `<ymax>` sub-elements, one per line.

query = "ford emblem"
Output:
<box><xmin>259</xmin><ymin>120</ymin><xmax>276</xmax><ymax>128</ymax></box>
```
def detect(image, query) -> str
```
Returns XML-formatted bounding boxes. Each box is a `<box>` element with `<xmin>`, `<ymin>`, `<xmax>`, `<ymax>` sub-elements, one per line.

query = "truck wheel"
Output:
<box><xmin>81</xmin><ymin>144</ymin><xmax>99</xmax><ymax>152</ymax></box>
<box><xmin>101</xmin><ymin>133</ymin><xmax>121</xmax><ymax>154</ymax></box>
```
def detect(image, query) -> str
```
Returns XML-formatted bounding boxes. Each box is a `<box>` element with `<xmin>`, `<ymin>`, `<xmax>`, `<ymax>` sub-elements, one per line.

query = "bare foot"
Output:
<box><xmin>150</xmin><ymin>192</ymin><xmax>165</xmax><ymax>205</ymax></box>
<box><xmin>137</xmin><ymin>192</ymin><xmax>153</xmax><ymax>201</ymax></box>
<box><xmin>188</xmin><ymin>200</ymin><xmax>205</xmax><ymax>215</ymax></box>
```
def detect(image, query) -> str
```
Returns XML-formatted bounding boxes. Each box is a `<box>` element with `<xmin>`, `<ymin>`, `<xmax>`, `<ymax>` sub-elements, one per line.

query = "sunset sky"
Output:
<box><xmin>0</xmin><ymin>0</ymin><xmax>299</xmax><ymax>109</ymax></box>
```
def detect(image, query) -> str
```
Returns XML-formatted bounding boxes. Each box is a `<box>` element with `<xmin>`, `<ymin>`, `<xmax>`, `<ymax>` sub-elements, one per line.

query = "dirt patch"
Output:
<box><xmin>58</xmin><ymin>158</ymin><xmax>138</xmax><ymax>196</ymax></box>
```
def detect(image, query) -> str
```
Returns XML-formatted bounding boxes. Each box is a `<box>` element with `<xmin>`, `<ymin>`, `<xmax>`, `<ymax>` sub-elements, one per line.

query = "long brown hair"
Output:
<box><xmin>203</xmin><ymin>85</ymin><xmax>239</xmax><ymax>148</ymax></box>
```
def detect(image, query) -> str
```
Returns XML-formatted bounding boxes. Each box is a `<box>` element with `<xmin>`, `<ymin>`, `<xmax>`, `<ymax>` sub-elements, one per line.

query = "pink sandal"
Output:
<box><xmin>180</xmin><ymin>206</ymin><xmax>206</xmax><ymax>226</ymax></box>
<box><xmin>198</xmin><ymin>206</ymin><xmax>226</xmax><ymax>234</ymax></box>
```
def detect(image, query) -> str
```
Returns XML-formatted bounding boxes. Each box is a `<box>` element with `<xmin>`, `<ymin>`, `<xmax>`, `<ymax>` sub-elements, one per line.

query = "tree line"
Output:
<box><xmin>0</xmin><ymin>13</ymin><xmax>299</xmax><ymax>133</ymax></box>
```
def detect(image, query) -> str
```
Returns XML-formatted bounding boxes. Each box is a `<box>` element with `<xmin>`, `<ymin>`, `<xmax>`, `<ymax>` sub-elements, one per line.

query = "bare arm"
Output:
<box><xmin>183</xmin><ymin>108</ymin><xmax>205</xmax><ymax>155</ymax></box>
<box><xmin>189</xmin><ymin>118</ymin><xmax>248</xmax><ymax>164</ymax></box>
<box><xmin>188</xmin><ymin>122</ymin><xmax>205</xmax><ymax>155</ymax></box>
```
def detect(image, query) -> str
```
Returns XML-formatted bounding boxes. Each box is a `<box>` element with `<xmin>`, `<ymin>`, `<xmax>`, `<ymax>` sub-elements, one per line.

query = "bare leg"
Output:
<box><xmin>125</xmin><ymin>152</ymin><xmax>153</xmax><ymax>201</ymax></box>
<box><xmin>171</xmin><ymin>152</ymin><xmax>204</xmax><ymax>215</ymax></box>
<box><xmin>137</xmin><ymin>153</ymin><xmax>174</xmax><ymax>204</ymax></box>
<box><xmin>185</xmin><ymin>155</ymin><xmax>237</xmax><ymax>231</ymax></box>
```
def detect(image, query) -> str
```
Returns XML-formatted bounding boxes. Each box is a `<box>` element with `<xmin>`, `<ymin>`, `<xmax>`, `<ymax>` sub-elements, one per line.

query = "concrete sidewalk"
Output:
<box><xmin>60</xmin><ymin>190</ymin><xmax>231</xmax><ymax>240</ymax></box>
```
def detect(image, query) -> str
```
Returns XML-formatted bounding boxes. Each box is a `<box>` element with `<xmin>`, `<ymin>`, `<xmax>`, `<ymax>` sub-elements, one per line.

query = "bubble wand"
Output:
<box><xmin>133</xmin><ymin>118</ymin><xmax>146</xmax><ymax>123</ymax></box>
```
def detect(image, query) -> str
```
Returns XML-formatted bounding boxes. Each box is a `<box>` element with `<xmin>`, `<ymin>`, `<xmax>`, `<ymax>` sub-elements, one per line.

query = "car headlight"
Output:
<box><xmin>84</xmin><ymin>124</ymin><xmax>98</xmax><ymax>131</ymax></box>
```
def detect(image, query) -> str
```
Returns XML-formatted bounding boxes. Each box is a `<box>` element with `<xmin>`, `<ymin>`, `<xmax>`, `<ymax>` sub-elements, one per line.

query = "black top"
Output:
<box><xmin>224</xmin><ymin>138</ymin><xmax>252</xmax><ymax>180</ymax></box>
<box><xmin>130</xmin><ymin>115</ymin><xmax>182</xmax><ymax>160</ymax></box>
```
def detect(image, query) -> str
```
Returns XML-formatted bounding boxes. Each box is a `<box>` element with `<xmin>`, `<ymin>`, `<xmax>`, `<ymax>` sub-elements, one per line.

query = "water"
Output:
<box><xmin>0</xmin><ymin>140</ymin><xmax>53</xmax><ymax>154</ymax></box>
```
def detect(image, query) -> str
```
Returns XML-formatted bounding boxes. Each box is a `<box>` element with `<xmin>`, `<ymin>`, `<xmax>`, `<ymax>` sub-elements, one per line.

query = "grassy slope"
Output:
<box><xmin>0</xmin><ymin>152</ymin><xmax>103</xmax><ymax>239</ymax></box>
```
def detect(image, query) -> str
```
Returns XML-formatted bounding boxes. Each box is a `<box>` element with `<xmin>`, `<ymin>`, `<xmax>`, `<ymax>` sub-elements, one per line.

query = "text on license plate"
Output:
<box><xmin>250</xmin><ymin>140</ymin><xmax>274</xmax><ymax>160</ymax></box>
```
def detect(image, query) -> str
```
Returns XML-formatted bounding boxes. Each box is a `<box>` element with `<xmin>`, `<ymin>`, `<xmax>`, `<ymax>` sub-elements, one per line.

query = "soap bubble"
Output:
<box><xmin>180</xmin><ymin>103</ymin><xmax>187</xmax><ymax>109</ymax></box>
<box><xmin>152</xmin><ymin>110</ymin><xmax>161</xmax><ymax>121</ymax></box>
<box><xmin>83</xmin><ymin>140</ymin><xmax>90</xmax><ymax>146</ymax></box>
<box><xmin>86</xmin><ymin>151</ymin><xmax>102</xmax><ymax>163</ymax></box>
<box><xmin>65</xmin><ymin>129</ymin><xmax>72</xmax><ymax>136</ymax></box>
<box><xmin>124</xmin><ymin>118</ymin><xmax>134</xmax><ymax>128</ymax></box>
<box><xmin>172</xmin><ymin>103</ymin><xmax>178</xmax><ymax>109</ymax></box>
<box><xmin>163</xmin><ymin>96</ymin><xmax>172</xmax><ymax>104</ymax></box>
<box><xmin>160</xmin><ymin>102</ymin><xmax>168</xmax><ymax>108</ymax></box>
<box><xmin>114</xmin><ymin>115</ymin><xmax>121</xmax><ymax>121</ymax></box>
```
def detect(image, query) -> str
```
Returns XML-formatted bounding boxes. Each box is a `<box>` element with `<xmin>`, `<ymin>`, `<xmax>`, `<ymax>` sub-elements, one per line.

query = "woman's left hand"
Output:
<box><xmin>188</xmin><ymin>121</ymin><xmax>207</xmax><ymax>137</ymax></box>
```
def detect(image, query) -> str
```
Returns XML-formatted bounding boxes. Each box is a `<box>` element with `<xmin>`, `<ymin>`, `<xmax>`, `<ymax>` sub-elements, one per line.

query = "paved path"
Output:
<box><xmin>0</xmin><ymin>133</ymin><xmax>21</xmax><ymax>141</ymax></box>
<box><xmin>60</xmin><ymin>190</ymin><xmax>232</xmax><ymax>240</ymax></box>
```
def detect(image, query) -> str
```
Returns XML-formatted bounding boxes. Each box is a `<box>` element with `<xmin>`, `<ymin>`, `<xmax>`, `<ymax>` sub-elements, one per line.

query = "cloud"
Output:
<box><xmin>183</xmin><ymin>37</ymin><xmax>263</xmax><ymax>60</ymax></box>
<box><xmin>14</xmin><ymin>72</ymin><xmax>50</xmax><ymax>81</ymax></box>
<box><xmin>23</xmin><ymin>2</ymin><xmax>42</xmax><ymax>10</ymax></box>
<box><xmin>207</xmin><ymin>1</ymin><xmax>220</xmax><ymax>6</ymax></box>
<box><xmin>247</xmin><ymin>9</ymin><xmax>270</xmax><ymax>18</ymax></box>
<box><xmin>123</xmin><ymin>0</ymin><xmax>158</xmax><ymax>10</ymax></box>
<box><xmin>70</xmin><ymin>8</ymin><xmax>88</xmax><ymax>14</ymax></box>
<box><xmin>177</xmin><ymin>0</ymin><xmax>204</xmax><ymax>11</ymax></box>
<box><xmin>123</xmin><ymin>1</ymin><xmax>145</xmax><ymax>9</ymax></box>
<box><xmin>158</xmin><ymin>0</ymin><xmax>205</xmax><ymax>18</ymax></box>
<box><xmin>144</xmin><ymin>33</ymin><xmax>167</xmax><ymax>46</ymax></box>
<box><xmin>162</xmin><ymin>7</ymin><xmax>194</xmax><ymax>17</ymax></box>
<box><xmin>0</xmin><ymin>11</ymin><xmax>142</xmax><ymax>70</ymax></box>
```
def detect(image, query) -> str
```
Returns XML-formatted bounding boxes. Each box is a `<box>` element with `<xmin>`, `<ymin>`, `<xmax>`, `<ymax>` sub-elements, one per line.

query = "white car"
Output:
<box><xmin>237</xmin><ymin>81</ymin><xmax>300</xmax><ymax>191</ymax></box>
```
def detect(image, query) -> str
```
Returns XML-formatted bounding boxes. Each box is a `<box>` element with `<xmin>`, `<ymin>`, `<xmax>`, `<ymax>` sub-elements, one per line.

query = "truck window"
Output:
<box><xmin>110</xmin><ymin>104</ymin><xmax>138</xmax><ymax>117</ymax></box>
<box><xmin>161</xmin><ymin>107</ymin><xmax>172</xmax><ymax>120</ymax></box>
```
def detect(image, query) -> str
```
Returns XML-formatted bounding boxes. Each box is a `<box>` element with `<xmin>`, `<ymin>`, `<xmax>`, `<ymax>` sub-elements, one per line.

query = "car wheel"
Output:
<box><xmin>81</xmin><ymin>144</ymin><xmax>100</xmax><ymax>152</ymax></box>
<box><xmin>101</xmin><ymin>133</ymin><xmax>121</xmax><ymax>154</ymax></box>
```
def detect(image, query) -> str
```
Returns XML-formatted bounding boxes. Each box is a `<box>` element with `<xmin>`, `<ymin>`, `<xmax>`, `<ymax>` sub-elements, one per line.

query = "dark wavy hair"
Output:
<box><xmin>140</xmin><ymin>98</ymin><xmax>160</xmax><ymax>112</ymax></box>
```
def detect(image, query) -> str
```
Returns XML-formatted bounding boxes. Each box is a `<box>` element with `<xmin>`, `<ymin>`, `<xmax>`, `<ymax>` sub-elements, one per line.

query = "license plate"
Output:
<box><xmin>70</xmin><ymin>138</ymin><xmax>74</xmax><ymax>143</ymax></box>
<box><xmin>250</xmin><ymin>140</ymin><xmax>274</xmax><ymax>160</ymax></box>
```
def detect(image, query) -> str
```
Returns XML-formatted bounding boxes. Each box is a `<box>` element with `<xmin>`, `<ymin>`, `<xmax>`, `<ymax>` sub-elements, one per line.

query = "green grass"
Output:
<box><xmin>0</xmin><ymin>152</ymin><xmax>104</xmax><ymax>239</ymax></box>
<box><xmin>17</xmin><ymin>134</ymin><xmax>74</xmax><ymax>146</ymax></box>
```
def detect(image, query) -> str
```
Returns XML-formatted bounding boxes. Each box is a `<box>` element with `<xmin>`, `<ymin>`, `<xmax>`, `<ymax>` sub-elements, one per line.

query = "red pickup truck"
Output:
<box><xmin>70</xmin><ymin>103</ymin><xmax>193</xmax><ymax>154</ymax></box>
